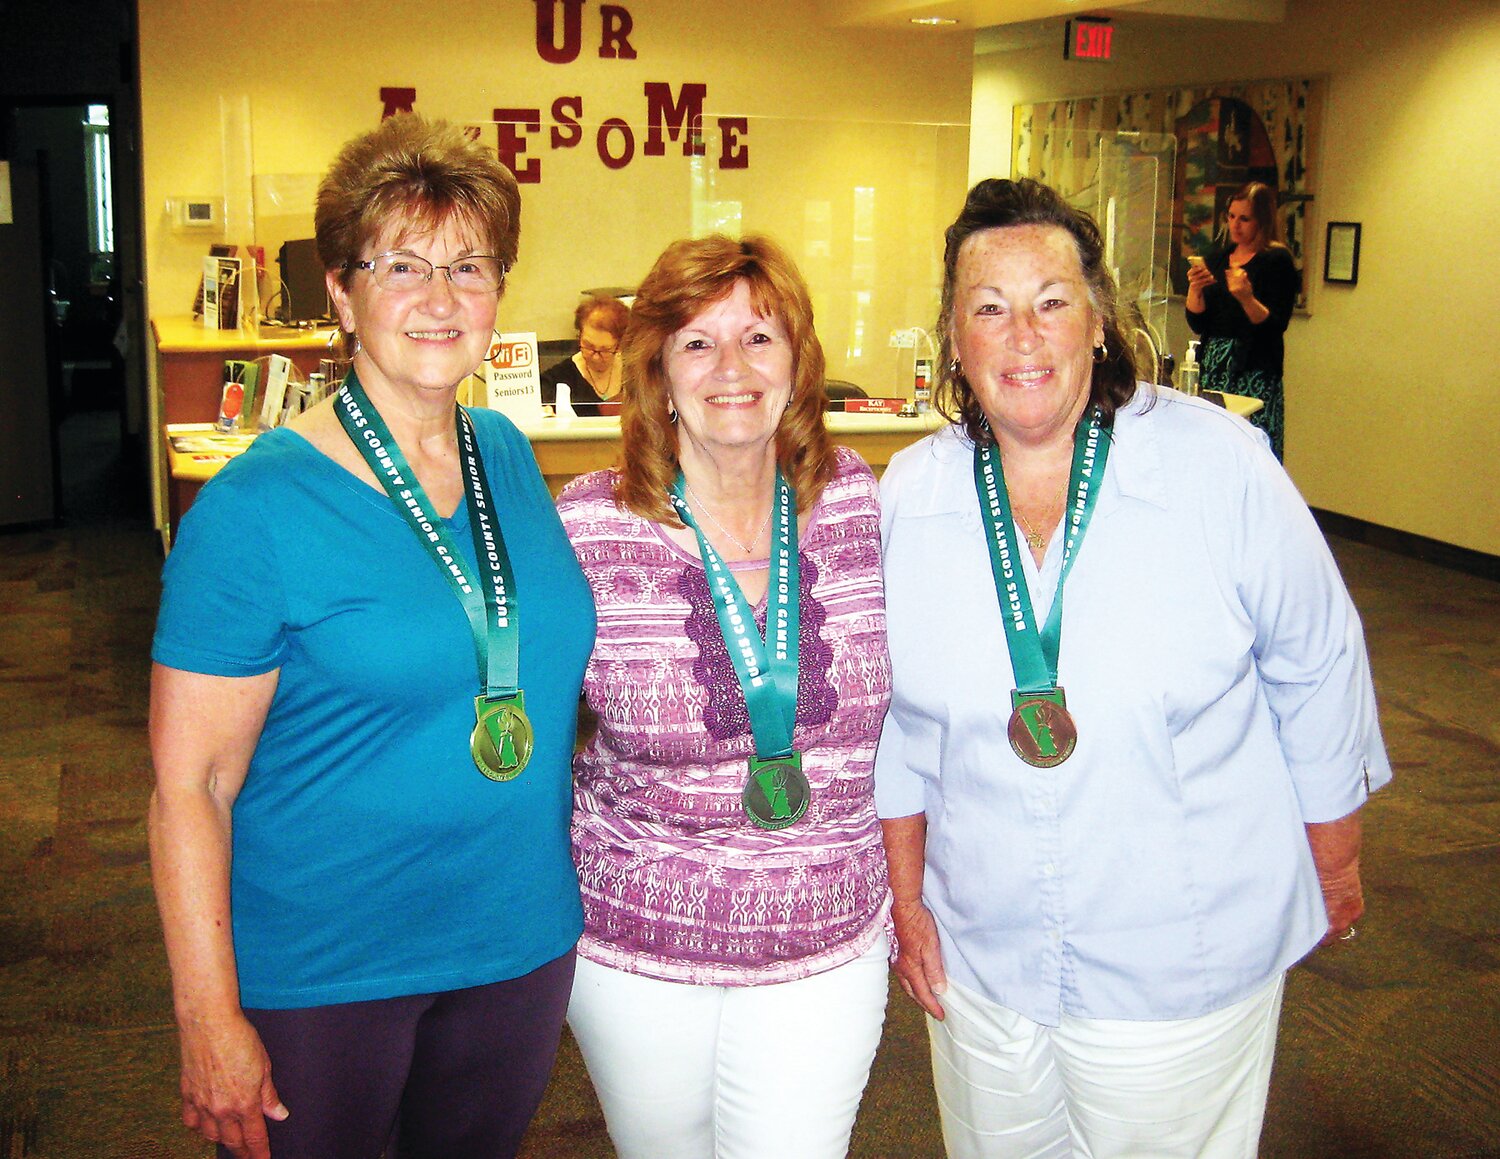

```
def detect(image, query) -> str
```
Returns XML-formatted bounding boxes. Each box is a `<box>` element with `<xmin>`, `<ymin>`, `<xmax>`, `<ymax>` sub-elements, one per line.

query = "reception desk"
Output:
<box><xmin>164</xmin><ymin>411</ymin><xmax>948</xmax><ymax>541</ymax></box>
<box><xmin>518</xmin><ymin>394</ymin><xmax>1261</xmax><ymax>485</ymax></box>
<box><xmin>162</xmin><ymin>393</ymin><xmax>1263</xmax><ymax>542</ymax></box>
<box><xmin>152</xmin><ymin>317</ymin><xmax>339</xmax><ymax>422</ymax></box>
<box><xmin>523</xmin><ymin>412</ymin><xmax>946</xmax><ymax>488</ymax></box>
<box><xmin>152</xmin><ymin>316</ymin><xmax>339</xmax><ymax>541</ymax></box>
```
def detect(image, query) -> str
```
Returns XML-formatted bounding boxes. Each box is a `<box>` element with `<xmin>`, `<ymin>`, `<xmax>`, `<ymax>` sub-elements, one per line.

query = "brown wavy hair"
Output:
<box><xmin>614</xmin><ymin>234</ymin><xmax>837</xmax><ymax>524</ymax></box>
<box><xmin>315</xmin><ymin>115</ymin><xmax>521</xmax><ymax>357</ymax></box>
<box><xmin>934</xmin><ymin>178</ymin><xmax>1141</xmax><ymax>445</ymax></box>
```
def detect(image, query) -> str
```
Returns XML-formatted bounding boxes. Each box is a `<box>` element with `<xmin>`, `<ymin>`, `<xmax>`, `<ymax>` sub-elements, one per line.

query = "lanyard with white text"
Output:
<box><xmin>972</xmin><ymin>407</ymin><xmax>1110</xmax><ymax>766</ymax></box>
<box><xmin>670</xmin><ymin>469</ymin><xmax>809</xmax><ymax>829</ymax></box>
<box><xmin>336</xmin><ymin>371</ymin><xmax>531</xmax><ymax>781</ymax></box>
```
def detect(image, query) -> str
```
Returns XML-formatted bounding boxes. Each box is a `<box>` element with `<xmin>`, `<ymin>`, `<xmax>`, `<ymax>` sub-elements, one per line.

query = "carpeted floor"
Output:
<box><xmin>1</xmin><ymin>418</ymin><xmax>1496</xmax><ymax>1157</ymax></box>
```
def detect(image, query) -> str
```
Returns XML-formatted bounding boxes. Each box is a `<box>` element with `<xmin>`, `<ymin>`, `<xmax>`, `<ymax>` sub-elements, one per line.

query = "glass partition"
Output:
<box><xmin>688</xmin><ymin>115</ymin><xmax>970</xmax><ymax>401</ymax></box>
<box><xmin>238</xmin><ymin>114</ymin><xmax>970</xmax><ymax>404</ymax></box>
<box><xmin>1031</xmin><ymin>130</ymin><xmax>1176</xmax><ymax>381</ymax></box>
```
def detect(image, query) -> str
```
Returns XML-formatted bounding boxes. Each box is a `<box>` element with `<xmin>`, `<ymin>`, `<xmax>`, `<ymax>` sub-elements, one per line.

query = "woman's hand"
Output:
<box><xmin>1184</xmin><ymin>259</ymin><xmax>1214</xmax><ymax>313</ymax></box>
<box><xmin>880</xmin><ymin>814</ymin><xmax>948</xmax><ymax>1019</ymax></box>
<box><xmin>891</xmin><ymin>897</ymin><xmax>949</xmax><ymax>1020</ymax></box>
<box><xmin>149</xmin><ymin>664</ymin><xmax>282</xmax><ymax>1155</ymax></box>
<box><xmin>1224</xmin><ymin>264</ymin><xmax>1254</xmax><ymax>301</ymax></box>
<box><xmin>1224</xmin><ymin>264</ymin><xmax>1272</xmax><ymax>324</ymax></box>
<box><xmin>179</xmin><ymin>1014</ymin><xmax>288</xmax><ymax>1158</ymax></box>
<box><xmin>1307</xmin><ymin>810</ymin><xmax>1364</xmax><ymax>945</ymax></box>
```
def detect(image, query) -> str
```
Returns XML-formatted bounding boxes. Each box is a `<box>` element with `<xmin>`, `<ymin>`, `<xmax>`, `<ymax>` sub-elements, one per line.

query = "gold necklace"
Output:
<box><xmin>1016</xmin><ymin>510</ymin><xmax>1048</xmax><ymax>551</ymax></box>
<box><xmin>685</xmin><ymin>483</ymin><xmax>772</xmax><ymax>555</ymax></box>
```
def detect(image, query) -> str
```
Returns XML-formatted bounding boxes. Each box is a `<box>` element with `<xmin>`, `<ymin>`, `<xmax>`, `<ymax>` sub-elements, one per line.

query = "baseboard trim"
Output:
<box><xmin>1312</xmin><ymin>509</ymin><xmax>1499</xmax><ymax>583</ymax></box>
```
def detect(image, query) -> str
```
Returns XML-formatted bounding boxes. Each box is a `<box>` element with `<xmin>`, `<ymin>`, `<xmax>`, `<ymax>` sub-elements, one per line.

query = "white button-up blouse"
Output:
<box><xmin>874</xmin><ymin>388</ymin><xmax>1391</xmax><ymax>1026</ymax></box>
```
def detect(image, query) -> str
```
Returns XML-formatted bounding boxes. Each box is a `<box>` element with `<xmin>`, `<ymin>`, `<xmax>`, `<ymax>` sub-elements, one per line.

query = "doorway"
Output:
<box><xmin>4</xmin><ymin>101</ymin><xmax>146</xmax><ymax>528</ymax></box>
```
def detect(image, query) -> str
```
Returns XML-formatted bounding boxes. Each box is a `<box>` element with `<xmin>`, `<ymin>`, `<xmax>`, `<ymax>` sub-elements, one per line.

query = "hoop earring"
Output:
<box><xmin>328</xmin><ymin>328</ymin><xmax>359</xmax><ymax>358</ymax></box>
<box><xmin>1092</xmin><ymin>343</ymin><xmax>1107</xmax><ymax>363</ymax></box>
<box><xmin>668</xmin><ymin>403</ymin><xmax>678</xmax><ymax>424</ymax></box>
<box><xmin>949</xmin><ymin>358</ymin><xmax>963</xmax><ymax>380</ymax></box>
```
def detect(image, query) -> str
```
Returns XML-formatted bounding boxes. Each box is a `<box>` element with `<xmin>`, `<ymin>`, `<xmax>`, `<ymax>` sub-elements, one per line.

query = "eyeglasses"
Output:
<box><xmin>580</xmin><ymin>341</ymin><xmax>619</xmax><ymax>358</ymax></box>
<box><xmin>347</xmin><ymin>251</ymin><xmax>509</xmax><ymax>293</ymax></box>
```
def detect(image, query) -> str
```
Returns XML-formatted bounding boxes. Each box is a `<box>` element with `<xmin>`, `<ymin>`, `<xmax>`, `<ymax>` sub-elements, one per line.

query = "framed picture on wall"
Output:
<box><xmin>1324</xmin><ymin>221</ymin><xmax>1361</xmax><ymax>285</ymax></box>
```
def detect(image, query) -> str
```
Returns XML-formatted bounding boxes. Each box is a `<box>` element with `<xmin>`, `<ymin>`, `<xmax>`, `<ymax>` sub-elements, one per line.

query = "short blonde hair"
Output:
<box><xmin>316</xmin><ymin>115</ymin><xmax>521</xmax><ymax>285</ymax></box>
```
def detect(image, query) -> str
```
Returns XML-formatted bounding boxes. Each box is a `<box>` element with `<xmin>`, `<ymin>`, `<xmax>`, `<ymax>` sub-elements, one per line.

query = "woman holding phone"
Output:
<box><xmin>1185</xmin><ymin>182</ymin><xmax>1299</xmax><ymax>459</ymax></box>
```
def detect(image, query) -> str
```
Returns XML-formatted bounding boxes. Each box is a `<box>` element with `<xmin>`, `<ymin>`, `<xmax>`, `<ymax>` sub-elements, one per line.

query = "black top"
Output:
<box><xmin>539</xmin><ymin>357</ymin><xmax>609</xmax><ymax>414</ymax></box>
<box><xmin>1185</xmin><ymin>246</ymin><xmax>1300</xmax><ymax>378</ymax></box>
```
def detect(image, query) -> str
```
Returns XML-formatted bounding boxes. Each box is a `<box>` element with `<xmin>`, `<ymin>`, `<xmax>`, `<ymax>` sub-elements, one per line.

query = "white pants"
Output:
<box><xmin>566</xmin><ymin>935</ymin><xmax>890</xmax><ymax>1159</ymax></box>
<box><xmin>931</xmin><ymin>973</ymin><xmax>1286</xmax><ymax>1159</ymax></box>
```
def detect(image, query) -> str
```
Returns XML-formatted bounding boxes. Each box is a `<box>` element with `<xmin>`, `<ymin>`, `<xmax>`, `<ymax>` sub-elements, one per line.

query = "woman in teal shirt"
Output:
<box><xmin>149</xmin><ymin>115</ymin><xmax>594</xmax><ymax>1159</ymax></box>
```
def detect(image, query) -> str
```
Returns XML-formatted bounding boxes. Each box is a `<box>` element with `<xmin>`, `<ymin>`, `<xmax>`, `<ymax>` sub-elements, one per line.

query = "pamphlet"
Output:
<box><xmin>202</xmin><ymin>255</ymin><xmax>243</xmax><ymax>330</ymax></box>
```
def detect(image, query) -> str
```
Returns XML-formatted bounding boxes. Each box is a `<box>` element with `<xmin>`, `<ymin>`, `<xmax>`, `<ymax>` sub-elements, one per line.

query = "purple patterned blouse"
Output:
<box><xmin>557</xmin><ymin>447</ymin><xmax>892</xmax><ymax>986</ymax></box>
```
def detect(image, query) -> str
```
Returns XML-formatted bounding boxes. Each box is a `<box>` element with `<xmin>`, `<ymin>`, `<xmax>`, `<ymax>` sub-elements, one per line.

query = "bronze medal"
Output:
<box><xmin>1008</xmin><ymin>693</ymin><xmax>1077</xmax><ymax>768</ymax></box>
<box><xmin>471</xmin><ymin>694</ymin><xmax>534</xmax><ymax>781</ymax></box>
<box><xmin>742</xmin><ymin>752</ymin><xmax>811</xmax><ymax>830</ymax></box>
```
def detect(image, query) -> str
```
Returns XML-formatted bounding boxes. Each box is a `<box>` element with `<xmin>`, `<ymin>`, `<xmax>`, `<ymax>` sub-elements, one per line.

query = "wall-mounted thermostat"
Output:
<box><xmin>169</xmin><ymin>196</ymin><xmax>222</xmax><ymax>230</ymax></box>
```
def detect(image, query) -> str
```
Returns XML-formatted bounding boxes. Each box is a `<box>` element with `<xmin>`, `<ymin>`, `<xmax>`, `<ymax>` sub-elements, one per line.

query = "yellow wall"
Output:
<box><xmin>968</xmin><ymin>0</ymin><xmax>1500</xmax><ymax>555</ymax></box>
<box><xmin>138</xmin><ymin>0</ymin><xmax>973</xmax><ymax>397</ymax></box>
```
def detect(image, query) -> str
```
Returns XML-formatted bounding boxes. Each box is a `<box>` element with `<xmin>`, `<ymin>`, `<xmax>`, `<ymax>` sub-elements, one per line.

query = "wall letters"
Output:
<box><xmin>383</xmin><ymin>2</ymin><xmax>748</xmax><ymax>184</ymax></box>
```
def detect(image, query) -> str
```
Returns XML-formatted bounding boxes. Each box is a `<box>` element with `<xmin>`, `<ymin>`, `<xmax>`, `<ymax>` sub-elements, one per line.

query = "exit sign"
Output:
<box><xmin>1064</xmin><ymin>17</ymin><xmax>1114</xmax><ymax>62</ymax></box>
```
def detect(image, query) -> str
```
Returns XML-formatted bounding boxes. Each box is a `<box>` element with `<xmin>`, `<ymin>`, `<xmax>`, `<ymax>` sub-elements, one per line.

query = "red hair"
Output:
<box><xmin>615</xmin><ymin>234</ymin><xmax>836</xmax><ymax>524</ymax></box>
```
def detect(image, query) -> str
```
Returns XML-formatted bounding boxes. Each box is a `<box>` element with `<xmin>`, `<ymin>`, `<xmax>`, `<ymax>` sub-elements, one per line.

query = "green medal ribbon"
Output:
<box><xmin>973</xmin><ymin>408</ymin><xmax>1110</xmax><ymax>766</ymax></box>
<box><xmin>336</xmin><ymin>371</ymin><xmax>530</xmax><ymax>780</ymax></box>
<box><xmin>671</xmin><ymin>470</ymin><xmax>809</xmax><ymax>829</ymax></box>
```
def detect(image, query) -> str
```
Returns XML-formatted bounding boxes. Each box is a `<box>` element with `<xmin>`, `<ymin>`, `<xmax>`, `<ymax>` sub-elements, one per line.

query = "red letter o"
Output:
<box><xmin>596</xmin><ymin>118</ymin><xmax>635</xmax><ymax>170</ymax></box>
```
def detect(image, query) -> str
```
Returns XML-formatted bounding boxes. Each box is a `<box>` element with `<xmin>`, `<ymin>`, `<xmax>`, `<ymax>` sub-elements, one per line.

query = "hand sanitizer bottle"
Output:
<box><xmin>1177</xmin><ymin>341</ymin><xmax>1200</xmax><ymax>397</ymax></box>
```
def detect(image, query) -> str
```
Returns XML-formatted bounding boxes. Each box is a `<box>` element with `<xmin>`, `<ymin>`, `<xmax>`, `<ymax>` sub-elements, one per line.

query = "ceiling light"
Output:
<box><xmin>910</xmin><ymin>16</ymin><xmax>959</xmax><ymax>25</ymax></box>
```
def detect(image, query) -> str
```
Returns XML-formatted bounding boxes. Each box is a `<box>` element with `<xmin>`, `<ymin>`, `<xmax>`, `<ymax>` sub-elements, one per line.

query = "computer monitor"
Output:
<box><xmin>277</xmin><ymin>238</ymin><xmax>332</xmax><ymax>323</ymax></box>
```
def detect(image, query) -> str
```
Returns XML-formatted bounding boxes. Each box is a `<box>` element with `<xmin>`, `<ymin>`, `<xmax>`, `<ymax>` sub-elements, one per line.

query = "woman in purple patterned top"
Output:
<box><xmin>557</xmin><ymin>234</ymin><xmax>893</xmax><ymax>1159</ymax></box>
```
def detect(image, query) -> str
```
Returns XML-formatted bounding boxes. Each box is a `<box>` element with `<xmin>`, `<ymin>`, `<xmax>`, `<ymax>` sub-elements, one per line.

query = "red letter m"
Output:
<box><xmin>643</xmin><ymin>82</ymin><xmax>707</xmax><ymax>157</ymax></box>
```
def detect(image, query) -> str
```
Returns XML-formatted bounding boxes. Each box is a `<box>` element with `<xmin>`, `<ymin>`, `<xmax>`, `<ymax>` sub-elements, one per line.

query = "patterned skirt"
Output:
<box><xmin>1201</xmin><ymin>337</ymin><xmax>1284</xmax><ymax>462</ymax></box>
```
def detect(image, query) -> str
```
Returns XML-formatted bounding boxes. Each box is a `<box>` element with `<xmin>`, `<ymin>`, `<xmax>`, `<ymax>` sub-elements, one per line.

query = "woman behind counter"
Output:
<box><xmin>877</xmin><ymin>177</ymin><xmax>1390</xmax><ymax>1158</ymax></box>
<box><xmin>148</xmin><ymin>115</ymin><xmax>594</xmax><ymax>1159</ymax></box>
<box><xmin>557</xmin><ymin>234</ymin><xmax>892</xmax><ymax>1159</ymax></box>
<box><xmin>540</xmin><ymin>293</ymin><xmax>629</xmax><ymax>413</ymax></box>
<box><xmin>1185</xmin><ymin>180</ymin><xmax>1299</xmax><ymax>460</ymax></box>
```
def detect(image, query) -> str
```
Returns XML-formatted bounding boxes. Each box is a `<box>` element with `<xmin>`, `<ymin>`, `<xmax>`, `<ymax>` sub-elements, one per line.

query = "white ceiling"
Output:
<box><xmin>816</xmin><ymin>0</ymin><xmax>1287</xmax><ymax>31</ymax></box>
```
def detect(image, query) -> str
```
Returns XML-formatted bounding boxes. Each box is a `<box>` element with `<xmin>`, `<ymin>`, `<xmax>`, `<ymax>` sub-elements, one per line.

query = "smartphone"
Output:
<box><xmin>1187</xmin><ymin>255</ymin><xmax>1207</xmax><ymax>269</ymax></box>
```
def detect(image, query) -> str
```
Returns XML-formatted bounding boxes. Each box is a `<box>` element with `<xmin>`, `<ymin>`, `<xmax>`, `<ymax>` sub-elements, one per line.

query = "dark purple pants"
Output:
<box><xmin>223</xmin><ymin>950</ymin><xmax>575</xmax><ymax>1159</ymax></box>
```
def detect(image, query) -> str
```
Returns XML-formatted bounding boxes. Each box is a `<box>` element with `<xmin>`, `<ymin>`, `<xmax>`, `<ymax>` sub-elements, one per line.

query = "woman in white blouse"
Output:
<box><xmin>875</xmin><ymin>178</ymin><xmax>1390</xmax><ymax>1159</ymax></box>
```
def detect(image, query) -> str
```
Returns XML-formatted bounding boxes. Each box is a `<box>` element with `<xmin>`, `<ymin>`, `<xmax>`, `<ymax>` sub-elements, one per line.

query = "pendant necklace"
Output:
<box><xmin>1016</xmin><ymin>509</ymin><xmax>1048</xmax><ymax>552</ymax></box>
<box><xmin>684</xmin><ymin>482</ymin><xmax>773</xmax><ymax>555</ymax></box>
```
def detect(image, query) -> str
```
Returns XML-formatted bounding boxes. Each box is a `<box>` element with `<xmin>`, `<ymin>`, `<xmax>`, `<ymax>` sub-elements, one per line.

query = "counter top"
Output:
<box><xmin>152</xmin><ymin>315</ymin><xmax>339</xmax><ymax>353</ymax></box>
<box><xmin>514</xmin><ymin>410</ymin><xmax>948</xmax><ymax>442</ymax></box>
<box><xmin>166</xmin><ymin>394</ymin><xmax>1261</xmax><ymax>501</ymax></box>
<box><xmin>164</xmin><ymin>424</ymin><xmax>256</xmax><ymax>483</ymax></box>
<box><xmin>1209</xmin><ymin>391</ymin><xmax>1263</xmax><ymax>419</ymax></box>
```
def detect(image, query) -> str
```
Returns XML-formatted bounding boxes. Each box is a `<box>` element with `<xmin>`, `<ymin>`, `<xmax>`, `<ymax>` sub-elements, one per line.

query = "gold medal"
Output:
<box><xmin>471</xmin><ymin>694</ymin><xmax>533</xmax><ymax>781</ymax></box>
<box><xmin>1007</xmin><ymin>692</ymin><xmax>1077</xmax><ymax>768</ymax></box>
